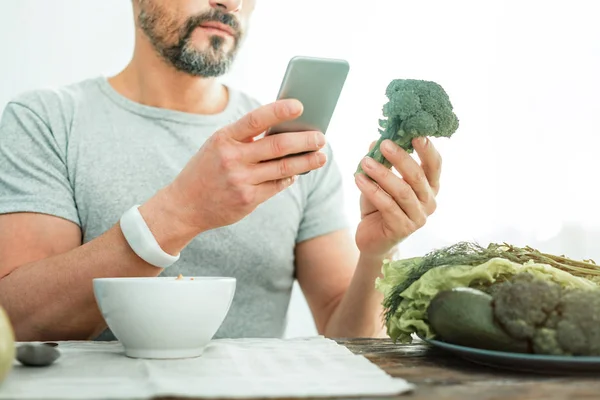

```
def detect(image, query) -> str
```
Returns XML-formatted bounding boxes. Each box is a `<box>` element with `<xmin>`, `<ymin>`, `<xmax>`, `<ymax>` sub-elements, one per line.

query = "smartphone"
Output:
<box><xmin>266</xmin><ymin>56</ymin><xmax>350</xmax><ymax>137</ymax></box>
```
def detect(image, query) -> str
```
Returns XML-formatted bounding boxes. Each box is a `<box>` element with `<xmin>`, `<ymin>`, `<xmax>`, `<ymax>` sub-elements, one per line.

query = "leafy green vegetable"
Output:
<box><xmin>375</xmin><ymin>242</ymin><xmax>600</xmax><ymax>343</ymax></box>
<box><xmin>357</xmin><ymin>79</ymin><xmax>459</xmax><ymax>175</ymax></box>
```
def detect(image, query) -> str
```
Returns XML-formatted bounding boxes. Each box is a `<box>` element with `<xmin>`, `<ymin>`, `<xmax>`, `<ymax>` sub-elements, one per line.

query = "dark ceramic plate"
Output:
<box><xmin>424</xmin><ymin>338</ymin><xmax>600</xmax><ymax>374</ymax></box>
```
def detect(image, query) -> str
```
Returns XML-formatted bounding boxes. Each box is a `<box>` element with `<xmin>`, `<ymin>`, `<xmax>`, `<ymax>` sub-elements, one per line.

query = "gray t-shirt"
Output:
<box><xmin>0</xmin><ymin>77</ymin><xmax>349</xmax><ymax>340</ymax></box>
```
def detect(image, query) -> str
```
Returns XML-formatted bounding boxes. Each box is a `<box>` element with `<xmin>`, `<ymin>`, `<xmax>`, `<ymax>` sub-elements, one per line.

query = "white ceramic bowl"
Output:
<box><xmin>92</xmin><ymin>276</ymin><xmax>236</xmax><ymax>359</ymax></box>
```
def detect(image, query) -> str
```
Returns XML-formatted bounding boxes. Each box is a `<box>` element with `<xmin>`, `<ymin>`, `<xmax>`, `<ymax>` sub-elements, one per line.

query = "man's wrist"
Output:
<box><xmin>359</xmin><ymin>245</ymin><xmax>399</xmax><ymax>264</ymax></box>
<box><xmin>137</xmin><ymin>187</ymin><xmax>203</xmax><ymax>256</ymax></box>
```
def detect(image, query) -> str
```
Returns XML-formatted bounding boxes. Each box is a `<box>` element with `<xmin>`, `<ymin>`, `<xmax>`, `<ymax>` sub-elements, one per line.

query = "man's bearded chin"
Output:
<box><xmin>138</xmin><ymin>8</ymin><xmax>243</xmax><ymax>77</ymax></box>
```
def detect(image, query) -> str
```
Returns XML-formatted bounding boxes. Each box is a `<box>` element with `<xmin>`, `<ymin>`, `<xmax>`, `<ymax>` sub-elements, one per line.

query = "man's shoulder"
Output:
<box><xmin>4</xmin><ymin>77</ymin><xmax>102</xmax><ymax>123</ymax></box>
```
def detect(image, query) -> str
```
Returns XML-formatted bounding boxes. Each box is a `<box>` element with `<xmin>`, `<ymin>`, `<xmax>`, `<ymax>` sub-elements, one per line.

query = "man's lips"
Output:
<box><xmin>198</xmin><ymin>21</ymin><xmax>235</xmax><ymax>36</ymax></box>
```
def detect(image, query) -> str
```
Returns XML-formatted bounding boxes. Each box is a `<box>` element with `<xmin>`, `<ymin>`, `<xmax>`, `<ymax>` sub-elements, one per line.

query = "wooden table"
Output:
<box><xmin>336</xmin><ymin>338</ymin><xmax>599</xmax><ymax>400</ymax></box>
<box><xmin>157</xmin><ymin>337</ymin><xmax>597</xmax><ymax>400</ymax></box>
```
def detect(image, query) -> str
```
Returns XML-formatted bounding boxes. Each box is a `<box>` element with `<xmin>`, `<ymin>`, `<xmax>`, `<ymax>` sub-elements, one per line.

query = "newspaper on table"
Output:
<box><xmin>0</xmin><ymin>336</ymin><xmax>414</xmax><ymax>399</ymax></box>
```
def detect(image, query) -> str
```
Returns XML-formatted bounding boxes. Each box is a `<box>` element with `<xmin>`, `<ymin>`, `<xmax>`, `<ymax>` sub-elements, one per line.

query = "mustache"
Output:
<box><xmin>181</xmin><ymin>9</ymin><xmax>242</xmax><ymax>41</ymax></box>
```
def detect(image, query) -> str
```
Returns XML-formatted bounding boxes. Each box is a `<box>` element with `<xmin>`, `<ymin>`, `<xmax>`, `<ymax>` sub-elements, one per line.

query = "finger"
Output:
<box><xmin>359</xmin><ymin>194</ymin><xmax>377</xmax><ymax>217</ymax></box>
<box><xmin>251</xmin><ymin>150</ymin><xmax>327</xmax><ymax>183</ymax></box>
<box><xmin>359</xmin><ymin>157</ymin><xmax>425</xmax><ymax>224</ymax></box>
<box><xmin>222</xmin><ymin>99</ymin><xmax>303</xmax><ymax>141</ymax></box>
<box><xmin>359</xmin><ymin>141</ymin><xmax>384</xmax><ymax>218</ymax></box>
<box><xmin>354</xmin><ymin>173</ymin><xmax>411</xmax><ymax>228</ymax></box>
<box><xmin>255</xmin><ymin>175</ymin><xmax>298</xmax><ymax>203</ymax></box>
<box><xmin>412</xmin><ymin>137</ymin><xmax>442</xmax><ymax>195</ymax></box>
<box><xmin>379</xmin><ymin>139</ymin><xmax>435</xmax><ymax>207</ymax></box>
<box><xmin>244</xmin><ymin>130</ymin><xmax>325</xmax><ymax>163</ymax></box>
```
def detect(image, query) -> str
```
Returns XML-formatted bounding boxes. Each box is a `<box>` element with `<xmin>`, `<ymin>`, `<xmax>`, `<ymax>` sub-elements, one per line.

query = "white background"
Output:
<box><xmin>1</xmin><ymin>0</ymin><xmax>599</xmax><ymax>337</ymax></box>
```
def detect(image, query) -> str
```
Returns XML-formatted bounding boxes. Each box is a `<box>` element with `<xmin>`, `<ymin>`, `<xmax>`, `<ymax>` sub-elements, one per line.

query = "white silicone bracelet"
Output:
<box><xmin>119</xmin><ymin>205</ymin><xmax>180</xmax><ymax>268</ymax></box>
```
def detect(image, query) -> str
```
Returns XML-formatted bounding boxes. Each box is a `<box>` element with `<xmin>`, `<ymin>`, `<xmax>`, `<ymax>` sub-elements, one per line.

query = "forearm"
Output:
<box><xmin>323</xmin><ymin>253</ymin><xmax>389</xmax><ymax>338</ymax></box>
<box><xmin>0</xmin><ymin>189</ymin><xmax>198</xmax><ymax>342</ymax></box>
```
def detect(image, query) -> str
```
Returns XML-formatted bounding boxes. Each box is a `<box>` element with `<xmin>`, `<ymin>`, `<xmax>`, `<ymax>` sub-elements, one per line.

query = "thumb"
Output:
<box><xmin>222</xmin><ymin>99</ymin><xmax>303</xmax><ymax>142</ymax></box>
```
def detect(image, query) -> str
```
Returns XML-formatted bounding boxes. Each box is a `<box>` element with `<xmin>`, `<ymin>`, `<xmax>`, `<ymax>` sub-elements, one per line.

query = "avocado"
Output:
<box><xmin>427</xmin><ymin>287</ymin><xmax>529</xmax><ymax>353</ymax></box>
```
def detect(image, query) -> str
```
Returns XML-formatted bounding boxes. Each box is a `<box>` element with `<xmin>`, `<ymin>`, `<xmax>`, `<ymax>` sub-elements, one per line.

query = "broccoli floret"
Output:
<box><xmin>492</xmin><ymin>273</ymin><xmax>562</xmax><ymax>340</ymax></box>
<box><xmin>554</xmin><ymin>289</ymin><xmax>600</xmax><ymax>355</ymax></box>
<box><xmin>491</xmin><ymin>273</ymin><xmax>600</xmax><ymax>356</ymax></box>
<box><xmin>357</xmin><ymin>79</ymin><xmax>459</xmax><ymax>175</ymax></box>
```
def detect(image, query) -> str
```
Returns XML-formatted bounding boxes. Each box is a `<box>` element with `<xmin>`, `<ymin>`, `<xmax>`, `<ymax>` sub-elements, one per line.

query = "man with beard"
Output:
<box><xmin>0</xmin><ymin>0</ymin><xmax>443</xmax><ymax>342</ymax></box>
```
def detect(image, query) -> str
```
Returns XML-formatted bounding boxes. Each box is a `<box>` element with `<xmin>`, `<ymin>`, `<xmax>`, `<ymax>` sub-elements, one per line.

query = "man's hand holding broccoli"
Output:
<box><xmin>354</xmin><ymin>136</ymin><xmax>442</xmax><ymax>258</ymax></box>
<box><xmin>353</xmin><ymin>79</ymin><xmax>459</xmax><ymax>258</ymax></box>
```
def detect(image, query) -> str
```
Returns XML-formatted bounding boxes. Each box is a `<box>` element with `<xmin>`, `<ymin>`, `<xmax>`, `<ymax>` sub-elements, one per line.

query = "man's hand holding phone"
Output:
<box><xmin>139</xmin><ymin>55</ymin><xmax>348</xmax><ymax>254</ymax></box>
<box><xmin>150</xmin><ymin>99</ymin><xmax>326</xmax><ymax>243</ymax></box>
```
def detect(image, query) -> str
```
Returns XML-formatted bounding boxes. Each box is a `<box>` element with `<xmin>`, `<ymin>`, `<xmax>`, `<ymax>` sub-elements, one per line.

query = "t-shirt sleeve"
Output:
<box><xmin>0</xmin><ymin>101</ymin><xmax>80</xmax><ymax>226</ymax></box>
<box><xmin>296</xmin><ymin>143</ymin><xmax>351</xmax><ymax>243</ymax></box>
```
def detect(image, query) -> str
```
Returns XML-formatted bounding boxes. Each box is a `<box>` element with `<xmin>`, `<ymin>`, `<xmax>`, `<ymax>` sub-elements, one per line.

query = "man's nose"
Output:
<box><xmin>209</xmin><ymin>0</ymin><xmax>243</xmax><ymax>13</ymax></box>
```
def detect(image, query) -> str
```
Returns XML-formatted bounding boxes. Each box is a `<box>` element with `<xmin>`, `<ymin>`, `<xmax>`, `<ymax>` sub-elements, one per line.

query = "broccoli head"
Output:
<box><xmin>357</xmin><ymin>79</ymin><xmax>459</xmax><ymax>175</ymax></box>
<box><xmin>428</xmin><ymin>273</ymin><xmax>600</xmax><ymax>356</ymax></box>
<box><xmin>492</xmin><ymin>273</ymin><xmax>562</xmax><ymax>341</ymax></box>
<box><xmin>492</xmin><ymin>273</ymin><xmax>600</xmax><ymax>356</ymax></box>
